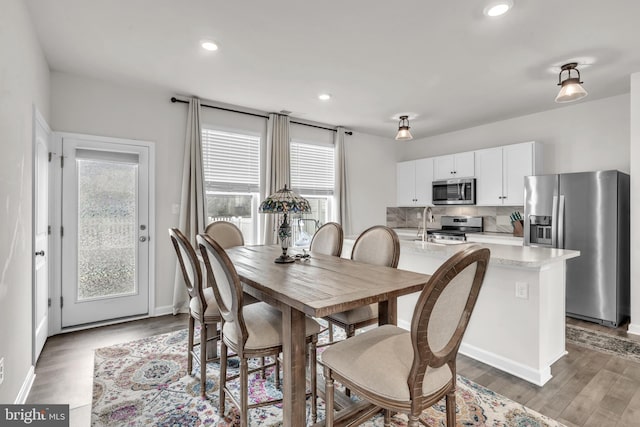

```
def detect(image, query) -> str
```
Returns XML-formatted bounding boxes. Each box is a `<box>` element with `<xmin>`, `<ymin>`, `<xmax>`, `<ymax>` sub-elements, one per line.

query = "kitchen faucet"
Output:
<box><xmin>420</xmin><ymin>206</ymin><xmax>434</xmax><ymax>242</ymax></box>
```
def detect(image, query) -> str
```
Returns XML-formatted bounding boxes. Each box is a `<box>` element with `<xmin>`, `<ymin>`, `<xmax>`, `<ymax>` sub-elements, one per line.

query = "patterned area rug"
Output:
<box><xmin>566</xmin><ymin>323</ymin><xmax>640</xmax><ymax>362</ymax></box>
<box><xmin>92</xmin><ymin>328</ymin><xmax>565</xmax><ymax>426</ymax></box>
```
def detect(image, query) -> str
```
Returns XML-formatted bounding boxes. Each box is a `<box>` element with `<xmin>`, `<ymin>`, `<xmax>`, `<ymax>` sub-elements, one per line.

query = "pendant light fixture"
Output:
<box><xmin>555</xmin><ymin>62</ymin><xmax>588</xmax><ymax>103</ymax></box>
<box><xmin>395</xmin><ymin>115</ymin><xmax>413</xmax><ymax>141</ymax></box>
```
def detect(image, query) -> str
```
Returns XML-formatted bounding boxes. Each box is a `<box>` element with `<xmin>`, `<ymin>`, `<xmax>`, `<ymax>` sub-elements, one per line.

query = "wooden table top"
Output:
<box><xmin>225</xmin><ymin>245</ymin><xmax>431</xmax><ymax>318</ymax></box>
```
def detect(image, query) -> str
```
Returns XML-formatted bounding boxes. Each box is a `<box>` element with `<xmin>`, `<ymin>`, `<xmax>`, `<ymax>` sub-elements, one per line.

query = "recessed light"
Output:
<box><xmin>483</xmin><ymin>0</ymin><xmax>513</xmax><ymax>17</ymax></box>
<box><xmin>201</xmin><ymin>41</ymin><xmax>218</xmax><ymax>51</ymax></box>
<box><xmin>318</xmin><ymin>93</ymin><xmax>332</xmax><ymax>101</ymax></box>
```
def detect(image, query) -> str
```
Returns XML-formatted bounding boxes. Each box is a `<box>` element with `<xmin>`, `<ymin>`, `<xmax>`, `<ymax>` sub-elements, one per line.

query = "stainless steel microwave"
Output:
<box><xmin>432</xmin><ymin>178</ymin><xmax>476</xmax><ymax>205</ymax></box>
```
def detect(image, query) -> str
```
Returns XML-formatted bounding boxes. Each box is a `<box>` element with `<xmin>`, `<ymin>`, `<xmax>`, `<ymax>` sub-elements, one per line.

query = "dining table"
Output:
<box><xmin>225</xmin><ymin>244</ymin><xmax>432</xmax><ymax>426</ymax></box>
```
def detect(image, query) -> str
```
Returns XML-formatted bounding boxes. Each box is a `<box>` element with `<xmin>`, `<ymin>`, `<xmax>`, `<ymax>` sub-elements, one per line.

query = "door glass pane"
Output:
<box><xmin>77</xmin><ymin>158</ymin><xmax>138</xmax><ymax>300</ymax></box>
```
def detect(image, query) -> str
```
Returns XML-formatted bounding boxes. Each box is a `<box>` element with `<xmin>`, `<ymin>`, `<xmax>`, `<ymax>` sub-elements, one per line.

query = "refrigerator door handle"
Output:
<box><xmin>551</xmin><ymin>195</ymin><xmax>558</xmax><ymax>248</ymax></box>
<box><xmin>558</xmin><ymin>195</ymin><xmax>566</xmax><ymax>249</ymax></box>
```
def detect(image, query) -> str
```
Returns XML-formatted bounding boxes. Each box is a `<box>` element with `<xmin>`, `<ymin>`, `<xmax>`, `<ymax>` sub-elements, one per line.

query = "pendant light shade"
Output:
<box><xmin>555</xmin><ymin>63</ymin><xmax>588</xmax><ymax>103</ymax></box>
<box><xmin>395</xmin><ymin>115</ymin><xmax>413</xmax><ymax>141</ymax></box>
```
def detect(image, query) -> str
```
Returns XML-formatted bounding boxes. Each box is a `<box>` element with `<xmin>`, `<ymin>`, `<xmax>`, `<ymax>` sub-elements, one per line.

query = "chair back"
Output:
<box><xmin>351</xmin><ymin>225</ymin><xmax>400</xmax><ymax>268</ymax></box>
<box><xmin>309</xmin><ymin>222</ymin><xmax>344</xmax><ymax>257</ymax></box>
<box><xmin>196</xmin><ymin>234</ymin><xmax>249</xmax><ymax>345</ymax></box>
<box><xmin>408</xmin><ymin>245</ymin><xmax>490</xmax><ymax>398</ymax></box>
<box><xmin>204</xmin><ymin>221</ymin><xmax>245</xmax><ymax>249</ymax></box>
<box><xmin>169</xmin><ymin>228</ymin><xmax>206</xmax><ymax>319</ymax></box>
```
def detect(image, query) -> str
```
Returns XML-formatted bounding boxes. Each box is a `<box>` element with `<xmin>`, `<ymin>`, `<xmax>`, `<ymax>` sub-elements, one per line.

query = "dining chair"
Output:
<box><xmin>324</xmin><ymin>225</ymin><xmax>400</xmax><ymax>342</ymax></box>
<box><xmin>204</xmin><ymin>219</ymin><xmax>269</xmax><ymax>375</ymax></box>
<box><xmin>197</xmin><ymin>234</ymin><xmax>322</xmax><ymax>426</ymax></box>
<box><xmin>309</xmin><ymin>222</ymin><xmax>343</xmax><ymax>257</ymax></box>
<box><xmin>322</xmin><ymin>245</ymin><xmax>490</xmax><ymax>427</ymax></box>
<box><xmin>204</xmin><ymin>221</ymin><xmax>244</xmax><ymax>249</ymax></box>
<box><xmin>169</xmin><ymin>228</ymin><xmax>221</xmax><ymax>398</ymax></box>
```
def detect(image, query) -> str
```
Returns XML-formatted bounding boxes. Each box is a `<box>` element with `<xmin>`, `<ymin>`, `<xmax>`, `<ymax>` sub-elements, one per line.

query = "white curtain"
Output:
<box><xmin>334</xmin><ymin>126</ymin><xmax>350</xmax><ymax>235</ymax></box>
<box><xmin>262</xmin><ymin>113</ymin><xmax>291</xmax><ymax>244</ymax></box>
<box><xmin>172</xmin><ymin>98</ymin><xmax>206</xmax><ymax>314</ymax></box>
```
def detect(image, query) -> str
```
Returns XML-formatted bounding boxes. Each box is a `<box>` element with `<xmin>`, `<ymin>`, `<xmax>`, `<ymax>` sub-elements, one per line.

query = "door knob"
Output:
<box><xmin>139</xmin><ymin>236</ymin><xmax>147</xmax><ymax>242</ymax></box>
<box><xmin>35</xmin><ymin>250</ymin><xmax>45</xmax><ymax>256</ymax></box>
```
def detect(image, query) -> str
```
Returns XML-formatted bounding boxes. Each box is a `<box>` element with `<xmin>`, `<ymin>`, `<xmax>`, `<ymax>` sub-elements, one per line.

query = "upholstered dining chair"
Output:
<box><xmin>197</xmin><ymin>233</ymin><xmax>322</xmax><ymax>426</ymax></box>
<box><xmin>169</xmin><ymin>228</ymin><xmax>221</xmax><ymax>398</ymax></box>
<box><xmin>309</xmin><ymin>222</ymin><xmax>344</xmax><ymax>257</ymax></box>
<box><xmin>324</xmin><ymin>225</ymin><xmax>400</xmax><ymax>342</ymax></box>
<box><xmin>322</xmin><ymin>245</ymin><xmax>490</xmax><ymax>427</ymax></box>
<box><xmin>204</xmin><ymin>221</ymin><xmax>244</xmax><ymax>249</ymax></box>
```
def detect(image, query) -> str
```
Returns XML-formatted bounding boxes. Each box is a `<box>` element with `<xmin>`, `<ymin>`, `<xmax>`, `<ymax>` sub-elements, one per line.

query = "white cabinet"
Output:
<box><xmin>433</xmin><ymin>151</ymin><xmax>475</xmax><ymax>180</ymax></box>
<box><xmin>396</xmin><ymin>158</ymin><xmax>433</xmax><ymax>206</ymax></box>
<box><xmin>475</xmin><ymin>142</ymin><xmax>542</xmax><ymax>206</ymax></box>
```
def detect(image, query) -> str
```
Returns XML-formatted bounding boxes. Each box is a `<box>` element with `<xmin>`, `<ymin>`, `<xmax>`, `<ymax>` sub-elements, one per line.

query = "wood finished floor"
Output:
<box><xmin>27</xmin><ymin>315</ymin><xmax>640</xmax><ymax>427</ymax></box>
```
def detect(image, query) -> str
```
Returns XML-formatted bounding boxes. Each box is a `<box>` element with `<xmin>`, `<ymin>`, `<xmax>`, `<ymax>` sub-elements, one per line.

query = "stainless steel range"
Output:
<box><xmin>428</xmin><ymin>216</ymin><xmax>483</xmax><ymax>243</ymax></box>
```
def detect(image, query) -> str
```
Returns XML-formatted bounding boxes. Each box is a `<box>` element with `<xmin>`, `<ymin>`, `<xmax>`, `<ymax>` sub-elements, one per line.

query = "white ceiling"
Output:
<box><xmin>25</xmin><ymin>0</ymin><xmax>640</xmax><ymax>139</ymax></box>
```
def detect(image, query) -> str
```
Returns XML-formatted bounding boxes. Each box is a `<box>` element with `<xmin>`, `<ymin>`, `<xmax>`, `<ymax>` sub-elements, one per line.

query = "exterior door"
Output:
<box><xmin>33</xmin><ymin>109</ymin><xmax>50</xmax><ymax>361</ymax></box>
<box><xmin>61</xmin><ymin>136</ymin><xmax>150</xmax><ymax>327</ymax></box>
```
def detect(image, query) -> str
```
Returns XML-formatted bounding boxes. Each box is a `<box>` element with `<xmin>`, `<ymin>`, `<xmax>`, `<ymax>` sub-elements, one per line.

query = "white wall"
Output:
<box><xmin>629</xmin><ymin>73</ymin><xmax>640</xmax><ymax>334</ymax></box>
<box><xmin>0</xmin><ymin>0</ymin><xmax>50</xmax><ymax>403</ymax></box>
<box><xmin>50</xmin><ymin>72</ymin><xmax>396</xmax><ymax>310</ymax></box>
<box><xmin>398</xmin><ymin>94</ymin><xmax>630</xmax><ymax>175</ymax></box>
<box><xmin>345</xmin><ymin>132</ymin><xmax>397</xmax><ymax>234</ymax></box>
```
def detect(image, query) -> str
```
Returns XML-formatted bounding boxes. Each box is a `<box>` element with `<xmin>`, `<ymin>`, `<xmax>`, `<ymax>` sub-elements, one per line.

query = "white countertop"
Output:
<box><xmin>346</xmin><ymin>236</ymin><xmax>580</xmax><ymax>268</ymax></box>
<box><xmin>471</xmin><ymin>231</ymin><xmax>524</xmax><ymax>243</ymax></box>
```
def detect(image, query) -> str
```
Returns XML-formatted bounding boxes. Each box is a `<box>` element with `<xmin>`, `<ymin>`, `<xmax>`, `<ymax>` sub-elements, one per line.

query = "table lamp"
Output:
<box><xmin>259</xmin><ymin>184</ymin><xmax>311</xmax><ymax>263</ymax></box>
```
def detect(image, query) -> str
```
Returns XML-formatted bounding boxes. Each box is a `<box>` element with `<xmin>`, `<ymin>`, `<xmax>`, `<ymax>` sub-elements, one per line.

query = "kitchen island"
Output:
<box><xmin>341</xmin><ymin>238</ymin><xmax>580</xmax><ymax>386</ymax></box>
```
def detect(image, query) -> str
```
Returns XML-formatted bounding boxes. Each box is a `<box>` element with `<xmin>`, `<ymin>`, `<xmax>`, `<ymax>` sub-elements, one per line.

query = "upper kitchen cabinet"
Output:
<box><xmin>433</xmin><ymin>151</ymin><xmax>475</xmax><ymax>180</ymax></box>
<box><xmin>475</xmin><ymin>142</ymin><xmax>542</xmax><ymax>206</ymax></box>
<box><xmin>396</xmin><ymin>158</ymin><xmax>433</xmax><ymax>206</ymax></box>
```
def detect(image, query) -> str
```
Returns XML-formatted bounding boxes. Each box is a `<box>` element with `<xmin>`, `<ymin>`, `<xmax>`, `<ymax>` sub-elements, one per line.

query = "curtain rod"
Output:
<box><xmin>171</xmin><ymin>97</ymin><xmax>352</xmax><ymax>135</ymax></box>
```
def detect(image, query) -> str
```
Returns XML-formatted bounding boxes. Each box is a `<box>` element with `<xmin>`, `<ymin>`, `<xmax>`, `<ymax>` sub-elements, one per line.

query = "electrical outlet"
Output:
<box><xmin>172</xmin><ymin>203</ymin><xmax>180</xmax><ymax>215</ymax></box>
<box><xmin>416</xmin><ymin>211</ymin><xmax>422</xmax><ymax>219</ymax></box>
<box><xmin>0</xmin><ymin>357</ymin><xmax>4</xmax><ymax>385</ymax></box>
<box><xmin>515</xmin><ymin>282</ymin><xmax>529</xmax><ymax>299</ymax></box>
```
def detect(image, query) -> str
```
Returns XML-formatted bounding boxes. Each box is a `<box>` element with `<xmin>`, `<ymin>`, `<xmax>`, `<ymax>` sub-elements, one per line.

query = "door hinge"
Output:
<box><xmin>48</xmin><ymin>225</ymin><xmax>51</xmax><ymax>235</ymax></box>
<box><xmin>60</xmin><ymin>296</ymin><xmax>63</xmax><ymax>308</ymax></box>
<box><xmin>60</xmin><ymin>226</ymin><xmax>64</xmax><ymax>237</ymax></box>
<box><xmin>60</xmin><ymin>156</ymin><xmax>64</xmax><ymax>168</ymax></box>
<box><xmin>48</xmin><ymin>298</ymin><xmax>51</xmax><ymax>308</ymax></box>
<box><xmin>48</xmin><ymin>152</ymin><xmax>52</xmax><ymax>162</ymax></box>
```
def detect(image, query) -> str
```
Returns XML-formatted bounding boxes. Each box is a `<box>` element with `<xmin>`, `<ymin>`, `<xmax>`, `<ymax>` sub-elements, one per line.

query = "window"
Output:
<box><xmin>290</xmin><ymin>140</ymin><xmax>335</xmax><ymax>247</ymax></box>
<box><xmin>201</xmin><ymin>128</ymin><xmax>261</xmax><ymax>244</ymax></box>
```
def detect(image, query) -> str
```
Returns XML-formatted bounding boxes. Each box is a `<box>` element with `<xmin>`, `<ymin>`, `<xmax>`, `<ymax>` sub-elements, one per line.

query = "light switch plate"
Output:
<box><xmin>515</xmin><ymin>282</ymin><xmax>529</xmax><ymax>299</ymax></box>
<box><xmin>0</xmin><ymin>357</ymin><xmax>4</xmax><ymax>385</ymax></box>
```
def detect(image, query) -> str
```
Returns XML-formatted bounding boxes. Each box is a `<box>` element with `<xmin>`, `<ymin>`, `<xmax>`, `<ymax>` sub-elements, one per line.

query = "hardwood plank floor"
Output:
<box><xmin>27</xmin><ymin>315</ymin><xmax>640</xmax><ymax>426</ymax></box>
<box><xmin>27</xmin><ymin>314</ymin><xmax>188</xmax><ymax>426</ymax></box>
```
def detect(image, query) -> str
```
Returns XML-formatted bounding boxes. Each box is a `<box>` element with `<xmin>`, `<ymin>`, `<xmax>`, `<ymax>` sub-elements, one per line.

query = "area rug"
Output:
<box><xmin>566</xmin><ymin>323</ymin><xmax>640</xmax><ymax>363</ymax></box>
<box><xmin>92</xmin><ymin>328</ymin><xmax>565</xmax><ymax>426</ymax></box>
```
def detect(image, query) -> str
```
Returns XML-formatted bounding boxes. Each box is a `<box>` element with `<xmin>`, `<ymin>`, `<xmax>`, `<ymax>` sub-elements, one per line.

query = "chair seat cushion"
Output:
<box><xmin>325</xmin><ymin>303</ymin><xmax>378</xmax><ymax>326</ymax></box>
<box><xmin>223</xmin><ymin>302</ymin><xmax>321</xmax><ymax>351</ymax></box>
<box><xmin>321</xmin><ymin>324</ymin><xmax>452</xmax><ymax>402</ymax></box>
<box><xmin>189</xmin><ymin>287</ymin><xmax>220</xmax><ymax>321</ymax></box>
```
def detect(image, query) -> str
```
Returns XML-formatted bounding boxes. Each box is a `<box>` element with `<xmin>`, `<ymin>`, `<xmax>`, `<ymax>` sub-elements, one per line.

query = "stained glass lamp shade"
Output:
<box><xmin>259</xmin><ymin>185</ymin><xmax>311</xmax><ymax>263</ymax></box>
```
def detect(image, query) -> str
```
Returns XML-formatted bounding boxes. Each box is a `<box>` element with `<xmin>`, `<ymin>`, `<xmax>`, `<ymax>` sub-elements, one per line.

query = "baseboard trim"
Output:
<box><xmin>153</xmin><ymin>305</ymin><xmax>175</xmax><ymax>317</ymax></box>
<box><xmin>397</xmin><ymin>319</ymin><xmax>411</xmax><ymax>331</ymax></box>
<box><xmin>628</xmin><ymin>323</ymin><xmax>640</xmax><ymax>336</ymax></box>
<box><xmin>15</xmin><ymin>366</ymin><xmax>35</xmax><ymax>404</ymax></box>
<box><xmin>459</xmin><ymin>342</ymin><xmax>552</xmax><ymax>386</ymax></box>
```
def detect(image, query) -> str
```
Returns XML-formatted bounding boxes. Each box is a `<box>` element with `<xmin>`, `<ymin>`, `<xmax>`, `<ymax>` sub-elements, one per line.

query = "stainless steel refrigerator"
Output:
<box><xmin>524</xmin><ymin>170</ymin><xmax>630</xmax><ymax>327</ymax></box>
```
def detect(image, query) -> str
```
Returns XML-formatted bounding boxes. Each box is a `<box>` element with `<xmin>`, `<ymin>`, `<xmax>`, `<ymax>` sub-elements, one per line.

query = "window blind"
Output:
<box><xmin>201</xmin><ymin>128</ymin><xmax>260</xmax><ymax>193</ymax></box>
<box><xmin>290</xmin><ymin>141</ymin><xmax>335</xmax><ymax>196</ymax></box>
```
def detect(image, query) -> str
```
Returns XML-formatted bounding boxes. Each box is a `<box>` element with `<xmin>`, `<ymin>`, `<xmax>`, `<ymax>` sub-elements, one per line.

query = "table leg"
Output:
<box><xmin>378</xmin><ymin>297</ymin><xmax>397</xmax><ymax>326</ymax></box>
<box><xmin>282</xmin><ymin>305</ymin><xmax>307</xmax><ymax>427</ymax></box>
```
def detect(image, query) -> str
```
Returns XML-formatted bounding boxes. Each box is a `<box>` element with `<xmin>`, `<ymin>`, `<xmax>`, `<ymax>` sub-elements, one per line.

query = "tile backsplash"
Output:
<box><xmin>387</xmin><ymin>206</ymin><xmax>524</xmax><ymax>233</ymax></box>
